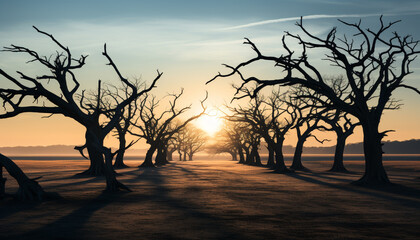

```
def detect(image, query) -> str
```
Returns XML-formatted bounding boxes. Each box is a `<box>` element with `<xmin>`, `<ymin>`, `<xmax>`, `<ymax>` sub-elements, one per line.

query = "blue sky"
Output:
<box><xmin>0</xmin><ymin>0</ymin><xmax>420</xmax><ymax>147</ymax></box>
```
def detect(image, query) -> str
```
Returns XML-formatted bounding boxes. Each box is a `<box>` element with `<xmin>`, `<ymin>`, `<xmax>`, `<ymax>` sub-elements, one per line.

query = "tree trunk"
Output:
<box><xmin>139</xmin><ymin>146</ymin><xmax>156</xmax><ymax>168</ymax></box>
<box><xmin>230</xmin><ymin>151</ymin><xmax>237</xmax><ymax>161</ymax></box>
<box><xmin>254</xmin><ymin>148</ymin><xmax>262</xmax><ymax>166</ymax></box>
<box><xmin>188</xmin><ymin>154</ymin><xmax>193</xmax><ymax>161</ymax></box>
<box><xmin>273</xmin><ymin>142</ymin><xmax>292</xmax><ymax>173</ymax></box>
<box><xmin>237</xmin><ymin>147</ymin><xmax>245</xmax><ymax>164</ymax></box>
<box><xmin>0</xmin><ymin>163</ymin><xmax>6</xmax><ymax>199</ymax></box>
<box><xmin>167</xmin><ymin>149</ymin><xmax>175</xmax><ymax>162</ymax></box>
<box><xmin>0</xmin><ymin>153</ymin><xmax>51</xmax><ymax>201</ymax></box>
<box><xmin>113</xmin><ymin>132</ymin><xmax>129</xmax><ymax>169</ymax></box>
<box><xmin>163</xmin><ymin>147</ymin><xmax>170</xmax><ymax>162</ymax></box>
<box><xmin>78</xmin><ymin>129</ymin><xmax>106</xmax><ymax>176</ymax></box>
<box><xmin>266</xmin><ymin>146</ymin><xmax>275</xmax><ymax>168</ymax></box>
<box><xmin>102</xmin><ymin>149</ymin><xmax>131</xmax><ymax>192</ymax></box>
<box><xmin>290</xmin><ymin>138</ymin><xmax>306</xmax><ymax>170</ymax></box>
<box><xmin>353</xmin><ymin>120</ymin><xmax>389</xmax><ymax>185</ymax></box>
<box><xmin>183</xmin><ymin>152</ymin><xmax>187</xmax><ymax>161</ymax></box>
<box><xmin>155</xmin><ymin>146</ymin><xmax>169</xmax><ymax>166</ymax></box>
<box><xmin>244</xmin><ymin>147</ymin><xmax>252</xmax><ymax>165</ymax></box>
<box><xmin>329</xmin><ymin>134</ymin><xmax>348</xmax><ymax>172</ymax></box>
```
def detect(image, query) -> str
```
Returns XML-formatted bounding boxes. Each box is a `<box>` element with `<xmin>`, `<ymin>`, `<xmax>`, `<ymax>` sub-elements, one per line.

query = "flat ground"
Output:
<box><xmin>1</xmin><ymin>157</ymin><xmax>420</xmax><ymax>239</ymax></box>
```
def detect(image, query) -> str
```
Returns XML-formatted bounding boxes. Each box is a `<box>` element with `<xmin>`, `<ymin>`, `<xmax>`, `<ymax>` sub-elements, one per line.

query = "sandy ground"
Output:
<box><xmin>0</xmin><ymin>157</ymin><xmax>420</xmax><ymax>240</ymax></box>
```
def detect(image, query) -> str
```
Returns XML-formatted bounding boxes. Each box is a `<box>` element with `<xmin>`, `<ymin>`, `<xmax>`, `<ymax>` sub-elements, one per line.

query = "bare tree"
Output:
<box><xmin>101</xmin><ymin>82</ymin><xmax>142</xmax><ymax>169</ymax></box>
<box><xmin>0</xmin><ymin>154</ymin><xmax>55</xmax><ymax>200</ymax></box>
<box><xmin>320</xmin><ymin>110</ymin><xmax>360</xmax><ymax>172</ymax></box>
<box><xmin>208</xmin><ymin>17</ymin><xmax>420</xmax><ymax>185</ymax></box>
<box><xmin>182</xmin><ymin>125</ymin><xmax>208</xmax><ymax>161</ymax></box>
<box><xmin>219</xmin><ymin>121</ymin><xmax>249</xmax><ymax>164</ymax></box>
<box><xmin>225</xmin><ymin>95</ymin><xmax>272</xmax><ymax>166</ymax></box>
<box><xmin>0</xmin><ymin>27</ymin><xmax>160</xmax><ymax>191</ymax></box>
<box><xmin>287</xmin><ymin>88</ymin><xmax>328</xmax><ymax>171</ymax></box>
<box><xmin>130</xmin><ymin>90</ymin><xmax>206</xmax><ymax>167</ymax></box>
<box><xmin>264</xmin><ymin>91</ymin><xmax>297</xmax><ymax>173</ymax></box>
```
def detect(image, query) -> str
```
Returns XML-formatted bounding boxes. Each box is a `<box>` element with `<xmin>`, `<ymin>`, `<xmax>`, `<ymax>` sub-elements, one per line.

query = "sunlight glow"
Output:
<box><xmin>195</xmin><ymin>113</ymin><xmax>222</xmax><ymax>136</ymax></box>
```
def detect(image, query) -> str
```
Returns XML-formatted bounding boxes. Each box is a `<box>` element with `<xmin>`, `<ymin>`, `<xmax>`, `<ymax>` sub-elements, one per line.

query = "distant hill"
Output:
<box><xmin>301</xmin><ymin>139</ymin><xmax>420</xmax><ymax>154</ymax></box>
<box><xmin>259</xmin><ymin>139</ymin><xmax>420</xmax><ymax>155</ymax></box>
<box><xmin>1</xmin><ymin>139</ymin><xmax>419</xmax><ymax>156</ymax></box>
<box><xmin>0</xmin><ymin>145</ymin><xmax>147</xmax><ymax>156</ymax></box>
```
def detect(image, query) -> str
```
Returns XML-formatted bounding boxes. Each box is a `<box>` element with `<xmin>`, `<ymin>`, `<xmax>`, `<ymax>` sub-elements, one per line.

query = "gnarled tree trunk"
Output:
<box><xmin>244</xmin><ymin>147</ymin><xmax>252</xmax><ymax>165</ymax></box>
<box><xmin>139</xmin><ymin>145</ymin><xmax>157</xmax><ymax>168</ymax></box>
<box><xmin>78</xmin><ymin>129</ymin><xmax>106</xmax><ymax>176</ymax></box>
<box><xmin>102</xmin><ymin>149</ymin><xmax>131</xmax><ymax>192</ymax></box>
<box><xmin>291</xmin><ymin>138</ymin><xmax>306</xmax><ymax>170</ymax></box>
<box><xmin>266</xmin><ymin>146</ymin><xmax>275</xmax><ymax>168</ymax></box>
<box><xmin>113</xmin><ymin>131</ymin><xmax>129</xmax><ymax>169</ymax></box>
<box><xmin>353</xmin><ymin>120</ymin><xmax>389</xmax><ymax>185</ymax></box>
<box><xmin>155</xmin><ymin>146</ymin><xmax>169</xmax><ymax>166</ymax></box>
<box><xmin>0</xmin><ymin>154</ymin><xmax>50</xmax><ymax>201</ymax></box>
<box><xmin>329</xmin><ymin>134</ymin><xmax>348</xmax><ymax>172</ymax></box>
<box><xmin>237</xmin><ymin>146</ymin><xmax>245</xmax><ymax>164</ymax></box>
<box><xmin>167</xmin><ymin>148</ymin><xmax>175</xmax><ymax>161</ymax></box>
<box><xmin>273</xmin><ymin>141</ymin><xmax>292</xmax><ymax>173</ymax></box>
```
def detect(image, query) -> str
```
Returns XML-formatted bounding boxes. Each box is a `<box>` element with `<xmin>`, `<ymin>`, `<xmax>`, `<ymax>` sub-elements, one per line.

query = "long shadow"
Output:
<box><xmin>0</xmin><ymin>199</ymin><xmax>42</xmax><ymax>219</ymax></box>
<box><xmin>139</xmin><ymin>167</ymin><xmax>246</xmax><ymax>239</ymax></box>
<box><xmin>8</xmin><ymin>191</ymin><xmax>127</xmax><ymax>240</ymax></box>
<box><xmin>286</xmin><ymin>172</ymin><xmax>420</xmax><ymax>209</ymax></box>
<box><xmin>45</xmin><ymin>176</ymin><xmax>103</xmax><ymax>189</ymax></box>
<box><xmin>299</xmin><ymin>170</ymin><xmax>420</xmax><ymax>199</ymax></box>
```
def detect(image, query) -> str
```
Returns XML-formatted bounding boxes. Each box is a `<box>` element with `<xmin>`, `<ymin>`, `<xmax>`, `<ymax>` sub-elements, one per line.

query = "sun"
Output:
<box><xmin>196</xmin><ymin>113</ymin><xmax>222</xmax><ymax>136</ymax></box>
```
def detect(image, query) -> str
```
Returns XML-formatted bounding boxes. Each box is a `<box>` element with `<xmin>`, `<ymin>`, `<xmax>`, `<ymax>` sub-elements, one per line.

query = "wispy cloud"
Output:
<box><xmin>221</xmin><ymin>13</ymin><xmax>389</xmax><ymax>31</ymax></box>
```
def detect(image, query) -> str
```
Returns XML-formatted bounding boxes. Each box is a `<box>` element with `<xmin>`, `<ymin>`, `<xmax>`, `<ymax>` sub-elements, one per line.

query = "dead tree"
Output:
<box><xmin>288</xmin><ymin>89</ymin><xmax>328</xmax><ymax>171</ymax></box>
<box><xmin>207</xmin><ymin>121</ymin><xmax>242</xmax><ymax>161</ymax></box>
<box><xmin>0</xmin><ymin>154</ymin><xmax>55</xmax><ymax>201</ymax></box>
<box><xmin>225</xmin><ymin>95</ymin><xmax>272</xmax><ymax>167</ymax></box>
<box><xmin>183</xmin><ymin>125</ymin><xmax>208</xmax><ymax>160</ymax></box>
<box><xmin>321</xmin><ymin>110</ymin><xmax>360</xmax><ymax>172</ymax></box>
<box><xmin>266</xmin><ymin>91</ymin><xmax>298</xmax><ymax>173</ymax></box>
<box><xmin>0</xmin><ymin>27</ymin><xmax>160</xmax><ymax>191</ymax></box>
<box><xmin>130</xmin><ymin>90</ymin><xmax>206</xmax><ymax>167</ymax></box>
<box><xmin>101</xmin><ymin>82</ymin><xmax>142</xmax><ymax>169</ymax></box>
<box><xmin>166</xmin><ymin>137</ymin><xmax>178</xmax><ymax>161</ymax></box>
<box><xmin>208</xmin><ymin>17</ymin><xmax>420</xmax><ymax>185</ymax></box>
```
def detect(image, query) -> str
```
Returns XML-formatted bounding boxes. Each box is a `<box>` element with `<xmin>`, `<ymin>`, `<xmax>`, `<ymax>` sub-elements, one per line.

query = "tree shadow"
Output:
<box><xmin>136</xmin><ymin>167</ymin><xmax>246</xmax><ymax>239</ymax></box>
<box><xmin>286</xmin><ymin>172</ymin><xmax>420</xmax><ymax>209</ymax></box>
<box><xmin>7</xmin><ymin>191</ymin><xmax>128</xmax><ymax>240</ymax></box>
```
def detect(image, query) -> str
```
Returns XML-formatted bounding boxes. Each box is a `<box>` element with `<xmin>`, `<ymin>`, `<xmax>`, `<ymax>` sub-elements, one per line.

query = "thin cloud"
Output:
<box><xmin>221</xmin><ymin>13</ymin><xmax>388</xmax><ymax>30</ymax></box>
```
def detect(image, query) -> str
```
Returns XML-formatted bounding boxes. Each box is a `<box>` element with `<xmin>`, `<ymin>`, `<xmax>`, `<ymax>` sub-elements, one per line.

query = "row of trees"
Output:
<box><xmin>0</xmin><ymin>27</ymin><xmax>207</xmax><ymax>199</ymax></box>
<box><xmin>208</xmin><ymin>17</ymin><xmax>419</xmax><ymax>185</ymax></box>
<box><xmin>209</xmin><ymin>85</ymin><xmax>358</xmax><ymax>174</ymax></box>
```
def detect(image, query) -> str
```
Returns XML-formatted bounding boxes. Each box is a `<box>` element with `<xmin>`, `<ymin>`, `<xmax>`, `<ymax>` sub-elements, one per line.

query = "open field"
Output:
<box><xmin>1</xmin><ymin>157</ymin><xmax>420</xmax><ymax>239</ymax></box>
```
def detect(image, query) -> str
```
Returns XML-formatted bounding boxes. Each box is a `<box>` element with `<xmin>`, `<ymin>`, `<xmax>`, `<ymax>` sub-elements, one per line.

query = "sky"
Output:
<box><xmin>0</xmin><ymin>0</ymin><xmax>419</xmax><ymax>148</ymax></box>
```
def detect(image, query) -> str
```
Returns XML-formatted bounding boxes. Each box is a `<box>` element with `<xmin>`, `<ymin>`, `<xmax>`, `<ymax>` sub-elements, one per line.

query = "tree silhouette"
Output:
<box><xmin>0</xmin><ymin>27</ymin><xmax>160</xmax><ymax>191</ymax></box>
<box><xmin>182</xmin><ymin>125</ymin><xmax>208</xmax><ymax>161</ymax></box>
<box><xmin>130</xmin><ymin>90</ymin><xmax>206</xmax><ymax>167</ymax></box>
<box><xmin>288</xmin><ymin>88</ymin><xmax>328</xmax><ymax>171</ymax></box>
<box><xmin>208</xmin><ymin>17</ymin><xmax>420</xmax><ymax>185</ymax></box>
<box><xmin>320</xmin><ymin>110</ymin><xmax>359</xmax><ymax>172</ymax></box>
<box><xmin>101</xmin><ymin>82</ymin><xmax>142</xmax><ymax>169</ymax></box>
<box><xmin>0</xmin><ymin>154</ymin><xmax>51</xmax><ymax>200</ymax></box>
